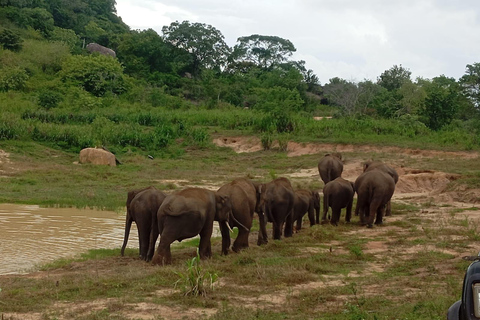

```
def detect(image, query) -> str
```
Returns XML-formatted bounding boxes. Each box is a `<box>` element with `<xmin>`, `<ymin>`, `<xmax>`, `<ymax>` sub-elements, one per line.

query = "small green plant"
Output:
<box><xmin>277</xmin><ymin>133</ymin><xmax>289</xmax><ymax>151</ymax></box>
<box><xmin>261</xmin><ymin>132</ymin><xmax>273</xmax><ymax>150</ymax></box>
<box><xmin>174</xmin><ymin>249</ymin><xmax>218</xmax><ymax>297</ymax></box>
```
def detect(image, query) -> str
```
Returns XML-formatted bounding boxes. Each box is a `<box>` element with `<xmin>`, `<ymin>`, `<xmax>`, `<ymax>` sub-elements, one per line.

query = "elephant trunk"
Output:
<box><xmin>228</xmin><ymin>212</ymin><xmax>250</xmax><ymax>232</ymax></box>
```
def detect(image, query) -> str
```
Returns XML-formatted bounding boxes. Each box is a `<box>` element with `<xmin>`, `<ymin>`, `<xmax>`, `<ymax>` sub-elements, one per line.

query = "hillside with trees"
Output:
<box><xmin>1</xmin><ymin>0</ymin><xmax>480</xmax><ymax>156</ymax></box>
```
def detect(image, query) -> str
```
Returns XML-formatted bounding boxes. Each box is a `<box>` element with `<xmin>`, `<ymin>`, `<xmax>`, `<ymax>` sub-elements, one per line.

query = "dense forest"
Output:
<box><xmin>1</xmin><ymin>0</ymin><xmax>480</xmax><ymax>155</ymax></box>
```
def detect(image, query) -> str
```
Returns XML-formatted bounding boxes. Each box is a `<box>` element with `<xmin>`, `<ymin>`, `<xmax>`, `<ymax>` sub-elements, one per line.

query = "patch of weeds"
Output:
<box><xmin>347</xmin><ymin>244</ymin><xmax>364</xmax><ymax>259</ymax></box>
<box><xmin>174</xmin><ymin>249</ymin><xmax>218</xmax><ymax>297</ymax></box>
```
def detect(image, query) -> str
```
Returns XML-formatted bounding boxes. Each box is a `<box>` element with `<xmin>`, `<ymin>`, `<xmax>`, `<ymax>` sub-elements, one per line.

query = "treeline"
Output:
<box><xmin>0</xmin><ymin>0</ymin><xmax>479</xmax><ymax>153</ymax></box>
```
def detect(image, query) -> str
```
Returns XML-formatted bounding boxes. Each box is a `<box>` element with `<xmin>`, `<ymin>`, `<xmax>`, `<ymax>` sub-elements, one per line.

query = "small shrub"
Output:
<box><xmin>38</xmin><ymin>89</ymin><xmax>63</xmax><ymax>109</ymax></box>
<box><xmin>174</xmin><ymin>249</ymin><xmax>218</xmax><ymax>297</ymax></box>
<box><xmin>0</xmin><ymin>29</ymin><xmax>23</xmax><ymax>51</ymax></box>
<box><xmin>261</xmin><ymin>132</ymin><xmax>273</xmax><ymax>150</ymax></box>
<box><xmin>0</xmin><ymin>66</ymin><xmax>28</xmax><ymax>91</ymax></box>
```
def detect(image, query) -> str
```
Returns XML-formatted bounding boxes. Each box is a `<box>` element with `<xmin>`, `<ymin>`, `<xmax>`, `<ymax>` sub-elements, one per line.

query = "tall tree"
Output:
<box><xmin>230</xmin><ymin>34</ymin><xmax>296</xmax><ymax>70</ymax></box>
<box><xmin>377</xmin><ymin>64</ymin><xmax>412</xmax><ymax>91</ymax></box>
<box><xmin>460</xmin><ymin>63</ymin><xmax>480</xmax><ymax>109</ymax></box>
<box><xmin>161</xmin><ymin>20</ymin><xmax>230</xmax><ymax>77</ymax></box>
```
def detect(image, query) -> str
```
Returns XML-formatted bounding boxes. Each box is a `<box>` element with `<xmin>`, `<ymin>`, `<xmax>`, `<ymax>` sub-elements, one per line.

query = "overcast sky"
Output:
<box><xmin>115</xmin><ymin>0</ymin><xmax>480</xmax><ymax>85</ymax></box>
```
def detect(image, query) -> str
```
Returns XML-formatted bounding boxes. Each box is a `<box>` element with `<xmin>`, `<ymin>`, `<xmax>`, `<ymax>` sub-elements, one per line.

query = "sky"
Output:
<box><xmin>115</xmin><ymin>0</ymin><xmax>480</xmax><ymax>85</ymax></box>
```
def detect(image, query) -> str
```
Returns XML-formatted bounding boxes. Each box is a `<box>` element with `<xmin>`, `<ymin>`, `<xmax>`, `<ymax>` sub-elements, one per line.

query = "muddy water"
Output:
<box><xmin>0</xmin><ymin>204</ymin><xmax>136</xmax><ymax>275</ymax></box>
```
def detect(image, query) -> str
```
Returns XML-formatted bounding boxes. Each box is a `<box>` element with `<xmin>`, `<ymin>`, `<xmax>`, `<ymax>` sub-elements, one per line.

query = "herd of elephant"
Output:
<box><xmin>121</xmin><ymin>153</ymin><xmax>398</xmax><ymax>265</ymax></box>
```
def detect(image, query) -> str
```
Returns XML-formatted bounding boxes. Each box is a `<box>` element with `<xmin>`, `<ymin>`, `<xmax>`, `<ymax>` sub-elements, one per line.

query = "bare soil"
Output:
<box><xmin>2</xmin><ymin>137</ymin><xmax>480</xmax><ymax>319</ymax></box>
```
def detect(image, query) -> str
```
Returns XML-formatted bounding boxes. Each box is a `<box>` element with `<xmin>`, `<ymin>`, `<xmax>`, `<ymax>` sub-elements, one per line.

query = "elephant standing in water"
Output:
<box><xmin>217</xmin><ymin>178</ymin><xmax>260</xmax><ymax>255</ymax></box>
<box><xmin>322</xmin><ymin>177</ymin><xmax>355</xmax><ymax>226</ymax></box>
<box><xmin>150</xmin><ymin>188</ymin><xmax>237</xmax><ymax>265</ymax></box>
<box><xmin>292</xmin><ymin>189</ymin><xmax>320</xmax><ymax>231</ymax></box>
<box><xmin>257</xmin><ymin>177</ymin><xmax>295</xmax><ymax>242</ymax></box>
<box><xmin>318</xmin><ymin>153</ymin><xmax>344</xmax><ymax>185</ymax></box>
<box><xmin>121</xmin><ymin>186</ymin><xmax>166</xmax><ymax>261</ymax></box>
<box><xmin>363</xmin><ymin>160</ymin><xmax>398</xmax><ymax>216</ymax></box>
<box><xmin>355</xmin><ymin>170</ymin><xmax>395</xmax><ymax>228</ymax></box>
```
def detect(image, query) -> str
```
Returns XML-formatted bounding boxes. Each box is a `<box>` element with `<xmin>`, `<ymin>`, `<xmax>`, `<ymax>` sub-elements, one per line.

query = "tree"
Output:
<box><xmin>161</xmin><ymin>20</ymin><xmax>230</xmax><ymax>77</ymax></box>
<box><xmin>59</xmin><ymin>54</ymin><xmax>127</xmax><ymax>97</ymax></box>
<box><xmin>0</xmin><ymin>29</ymin><xmax>23</xmax><ymax>51</ymax></box>
<box><xmin>377</xmin><ymin>64</ymin><xmax>412</xmax><ymax>91</ymax></box>
<box><xmin>230</xmin><ymin>34</ymin><xmax>296</xmax><ymax>70</ymax></box>
<box><xmin>323</xmin><ymin>78</ymin><xmax>362</xmax><ymax>116</ymax></box>
<box><xmin>420</xmin><ymin>76</ymin><xmax>461</xmax><ymax>130</ymax></box>
<box><xmin>460</xmin><ymin>63</ymin><xmax>480</xmax><ymax>109</ymax></box>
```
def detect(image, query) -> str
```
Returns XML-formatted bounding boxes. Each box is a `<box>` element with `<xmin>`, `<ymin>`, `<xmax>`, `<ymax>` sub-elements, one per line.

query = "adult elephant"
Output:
<box><xmin>322</xmin><ymin>177</ymin><xmax>355</xmax><ymax>226</ymax></box>
<box><xmin>257</xmin><ymin>177</ymin><xmax>295</xmax><ymax>242</ymax></box>
<box><xmin>121</xmin><ymin>186</ymin><xmax>166</xmax><ymax>261</ymax></box>
<box><xmin>292</xmin><ymin>189</ymin><xmax>320</xmax><ymax>231</ymax></box>
<box><xmin>217</xmin><ymin>178</ymin><xmax>261</xmax><ymax>255</ymax></box>
<box><xmin>318</xmin><ymin>153</ymin><xmax>344</xmax><ymax>185</ymax></box>
<box><xmin>363</xmin><ymin>160</ymin><xmax>398</xmax><ymax>216</ymax></box>
<box><xmin>150</xmin><ymin>187</ymin><xmax>240</xmax><ymax>265</ymax></box>
<box><xmin>354</xmin><ymin>170</ymin><xmax>395</xmax><ymax>228</ymax></box>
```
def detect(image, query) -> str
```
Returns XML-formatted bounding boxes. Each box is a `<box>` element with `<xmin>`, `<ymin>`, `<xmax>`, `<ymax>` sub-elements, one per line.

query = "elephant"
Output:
<box><xmin>292</xmin><ymin>189</ymin><xmax>320</xmax><ymax>231</ymax></box>
<box><xmin>321</xmin><ymin>177</ymin><xmax>355</xmax><ymax>226</ymax></box>
<box><xmin>354</xmin><ymin>170</ymin><xmax>395</xmax><ymax>228</ymax></box>
<box><xmin>217</xmin><ymin>178</ymin><xmax>261</xmax><ymax>255</ymax></box>
<box><xmin>256</xmin><ymin>177</ymin><xmax>295</xmax><ymax>242</ymax></box>
<box><xmin>363</xmin><ymin>160</ymin><xmax>398</xmax><ymax>216</ymax></box>
<box><xmin>150</xmin><ymin>187</ymin><xmax>240</xmax><ymax>265</ymax></box>
<box><xmin>318</xmin><ymin>153</ymin><xmax>344</xmax><ymax>185</ymax></box>
<box><xmin>121</xmin><ymin>186</ymin><xmax>166</xmax><ymax>261</ymax></box>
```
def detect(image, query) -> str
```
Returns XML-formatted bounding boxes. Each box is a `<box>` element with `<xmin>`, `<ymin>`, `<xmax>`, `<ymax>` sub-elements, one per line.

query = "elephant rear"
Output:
<box><xmin>318</xmin><ymin>154</ymin><xmax>344</xmax><ymax>185</ymax></box>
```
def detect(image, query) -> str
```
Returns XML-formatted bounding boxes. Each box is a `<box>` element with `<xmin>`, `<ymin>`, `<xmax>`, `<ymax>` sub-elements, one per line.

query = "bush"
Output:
<box><xmin>37</xmin><ymin>89</ymin><xmax>63</xmax><ymax>109</ymax></box>
<box><xmin>0</xmin><ymin>66</ymin><xmax>28</xmax><ymax>91</ymax></box>
<box><xmin>0</xmin><ymin>29</ymin><xmax>23</xmax><ymax>51</ymax></box>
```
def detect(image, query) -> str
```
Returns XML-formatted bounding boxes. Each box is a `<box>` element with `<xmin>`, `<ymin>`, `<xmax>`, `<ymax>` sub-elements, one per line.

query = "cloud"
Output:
<box><xmin>115</xmin><ymin>0</ymin><xmax>480</xmax><ymax>83</ymax></box>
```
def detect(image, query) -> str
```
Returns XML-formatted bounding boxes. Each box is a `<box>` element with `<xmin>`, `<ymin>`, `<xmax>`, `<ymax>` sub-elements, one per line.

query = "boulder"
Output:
<box><xmin>79</xmin><ymin>148</ymin><xmax>116</xmax><ymax>166</ymax></box>
<box><xmin>86</xmin><ymin>43</ymin><xmax>116</xmax><ymax>58</ymax></box>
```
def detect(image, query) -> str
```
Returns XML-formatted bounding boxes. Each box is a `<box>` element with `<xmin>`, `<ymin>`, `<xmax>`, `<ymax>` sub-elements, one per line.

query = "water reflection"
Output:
<box><xmin>0</xmin><ymin>204</ymin><xmax>136</xmax><ymax>275</ymax></box>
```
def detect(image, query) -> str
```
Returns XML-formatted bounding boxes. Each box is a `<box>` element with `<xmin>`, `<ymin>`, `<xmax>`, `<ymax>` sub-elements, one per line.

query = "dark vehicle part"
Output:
<box><xmin>448</xmin><ymin>255</ymin><xmax>480</xmax><ymax>320</ymax></box>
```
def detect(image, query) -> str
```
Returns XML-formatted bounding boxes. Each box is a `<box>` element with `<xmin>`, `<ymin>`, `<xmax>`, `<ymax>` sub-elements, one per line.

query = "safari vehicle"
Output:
<box><xmin>448</xmin><ymin>254</ymin><xmax>480</xmax><ymax>320</ymax></box>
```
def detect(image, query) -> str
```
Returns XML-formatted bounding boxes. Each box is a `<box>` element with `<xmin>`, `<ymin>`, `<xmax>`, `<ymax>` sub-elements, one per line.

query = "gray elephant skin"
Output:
<box><xmin>363</xmin><ymin>160</ymin><xmax>398</xmax><ymax>216</ymax></box>
<box><xmin>322</xmin><ymin>177</ymin><xmax>355</xmax><ymax>226</ymax></box>
<box><xmin>292</xmin><ymin>189</ymin><xmax>320</xmax><ymax>230</ymax></box>
<box><xmin>318</xmin><ymin>153</ymin><xmax>344</xmax><ymax>185</ymax></box>
<box><xmin>121</xmin><ymin>186</ymin><xmax>166</xmax><ymax>261</ymax></box>
<box><xmin>354</xmin><ymin>170</ymin><xmax>395</xmax><ymax>227</ymax></box>
<box><xmin>257</xmin><ymin>177</ymin><xmax>295</xmax><ymax>242</ymax></box>
<box><xmin>217</xmin><ymin>178</ymin><xmax>260</xmax><ymax>255</ymax></box>
<box><xmin>151</xmin><ymin>187</ymin><xmax>233</xmax><ymax>265</ymax></box>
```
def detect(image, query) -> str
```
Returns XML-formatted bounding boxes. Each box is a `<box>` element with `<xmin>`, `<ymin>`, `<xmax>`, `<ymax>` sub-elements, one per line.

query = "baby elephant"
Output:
<box><xmin>292</xmin><ymin>189</ymin><xmax>320</xmax><ymax>231</ymax></box>
<box><xmin>322</xmin><ymin>177</ymin><xmax>355</xmax><ymax>226</ymax></box>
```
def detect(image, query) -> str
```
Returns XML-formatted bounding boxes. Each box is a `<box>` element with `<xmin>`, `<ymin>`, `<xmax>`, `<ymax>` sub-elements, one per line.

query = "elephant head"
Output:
<box><xmin>215</xmin><ymin>193</ymin><xmax>249</xmax><ymax>232</ymax></box>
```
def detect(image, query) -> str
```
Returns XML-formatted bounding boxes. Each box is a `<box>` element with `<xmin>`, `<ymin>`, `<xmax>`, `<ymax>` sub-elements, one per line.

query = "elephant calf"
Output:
<box><xmin>151</xmin><ymin>187</ymin><xmax>234</xmax><ymax>266</ymax></box>
<box><xmin>354</xmin><ymin>170</ymin><xmax>395</xmax><ymax>228</ymax></box>
<box><xmin>121</xmin><ymin>186</ymin><xmax>166</xmax><ymax>261</ymax></box>
<box><xmin>318</xmin><ymin>153</ymin><xmax>344</xmax><ymax>185</ymax></box>
<box><xmin>322</xmin><ymin>177</ymin><xmax>355</xmax><ymax>226</ymax></box>
<box><xmin>292</xmin><ymin>189</ymin><xmax>320</xmax><ymax>231</ymax></box>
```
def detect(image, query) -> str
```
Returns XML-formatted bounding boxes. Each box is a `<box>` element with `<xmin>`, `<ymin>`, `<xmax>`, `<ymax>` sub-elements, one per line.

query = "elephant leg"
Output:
<box><xmin>147</xmin><ymin>228</ymin><xmax>159</xmax><ymax>262</ymax></box>
<box><xmin>307</xmin><ymin>207</ymin><xmax>315</xmax><ymax>227</ymax></box>
<box><xmin>345</xmin><ymin>201</ymin><xmax>353</xmax><ymax>223</ymax></box>
<box><xmin>296</xmin><ymin>216</ymin><xmax>303</xmax><ymax>231</ymax></box>
<box><xmin>232</xmin><ymin>228</ymin><xmax>250</xmax><ymax>253</ymax></box>
<box><xmin>284</xmin><ymin>211</ymin><xmax>294</xmax><ymax>238</ymax></box>
<box><xmin>367</xmin><ymin>198</ymin><xmax>383</xmax><ymax>227</ymax></box>
<box><xmin>139</xmin><ymin>222</ymin><xmax>152</xmax><ymax>261</ymax></box>
<box><xmin>198</xmin><ymin>227</ymin><xmax>213</xmax><ymax>259</ymax></box>
<box><xmin>331</xmin><ymin>206</ymin><xmax>341</xmax><ymax>226</ymax></box>
<box><xmin>219</xmin><ymin>221</ymin><xmax>231</xmax><ymax>255</ymax></box>
<box><xmin>121</xmin><ymin>217</ymin><xmax>133</xmax><ymax>256</ymax></box>
<box><xmin>385</xmin><ymin>200</ymin><xmax>392</xmax><ymax>216</ymax></box>
<box><xmin>375</xmin><ymin>204</ymin><xmax>385</xmax><ymax>225</ymax></box>
<box><xmin>257</xmin><ymin>212</ymin><xmax>268</xmax><ymax>245</ymax></box>
<box><xmin>151</xmin><ymin>236</ymin><xmax>173</xmax><ymax>265</ymax></box>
